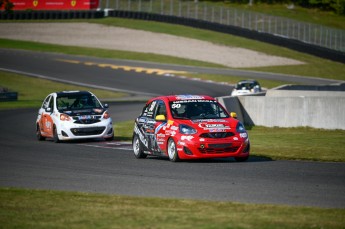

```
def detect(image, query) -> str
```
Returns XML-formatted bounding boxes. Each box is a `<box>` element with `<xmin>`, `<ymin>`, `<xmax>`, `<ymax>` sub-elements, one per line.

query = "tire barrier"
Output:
<box><xmin>0</xmin><ymin>10</ymin><xmax>104</xmax><ymax>20</ymax></box>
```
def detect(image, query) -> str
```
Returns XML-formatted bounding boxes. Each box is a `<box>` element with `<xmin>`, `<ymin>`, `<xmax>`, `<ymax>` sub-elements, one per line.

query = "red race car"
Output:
<box><xmin>132</xmin><ymin>95</ymin><xmax>250</xmax><ymax>162</ymax></box>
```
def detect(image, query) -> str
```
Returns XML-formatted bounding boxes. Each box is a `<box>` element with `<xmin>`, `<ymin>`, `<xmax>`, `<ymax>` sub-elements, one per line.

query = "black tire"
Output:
<box><xmin>167</xmin><ymin>138</ymin><xmax>180</xmax><ymax>162</ymax></box>
<box><xmin>36</xmin><ymin>124</ymin><xmax>45</xmax><ymax>141</ymax></box>
<box><xmin>53</xmin><ymin>126</ymin><xmax>60</xmax><ymax>143</ymax></box>
<box><xmin>132</xmin><ymin>134</ymin><xmax>147</xmax><ymax>159</ymax></box>
<box><xmin>105</xmin><ymin>133</ymin><xmax>114</xmax><ymax>141</ymax></box>
<box><xmin>235</xmin><ymin>156</ymin><xmax>249</xmax><ymax>162</ymax></box>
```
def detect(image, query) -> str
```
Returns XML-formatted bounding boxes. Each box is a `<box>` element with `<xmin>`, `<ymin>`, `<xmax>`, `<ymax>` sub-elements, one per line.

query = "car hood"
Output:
<box><xmin>61</xmin><ymin>108</ymin><xmax>105</xmax><ymax>116</ymax></box>
<box><xmin>177</xmin><ymin>118</ymin><xmax>238</xmax><ymax>131</ymax></box>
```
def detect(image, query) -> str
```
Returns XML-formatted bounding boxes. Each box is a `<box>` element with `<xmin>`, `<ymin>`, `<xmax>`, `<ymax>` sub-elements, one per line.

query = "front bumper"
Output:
<box><xmin>176</xmin><ymin>137</ymin><xmax>250</xmax><ymax>159</ymax></box>
<box><xmin>57</xmin><ymin>119</ymin><xmax>113</xmax><ymax>140</ymax></box>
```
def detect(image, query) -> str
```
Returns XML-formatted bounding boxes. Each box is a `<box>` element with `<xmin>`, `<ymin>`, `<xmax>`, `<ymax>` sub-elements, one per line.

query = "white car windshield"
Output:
<box><xmin>57</xmin><ymin>94</ymin><xmax>102</xmax><ymax>111</ymax></box>
<box><xmin>170</xmin><ymin>100</ymin><xmax>229</xmax><ymax>119</ymax></box>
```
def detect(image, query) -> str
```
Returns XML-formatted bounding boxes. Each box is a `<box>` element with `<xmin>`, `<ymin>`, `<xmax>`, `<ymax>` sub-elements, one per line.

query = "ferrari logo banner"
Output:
<box><xmin>9</xmin><ymin>0</ymin><xmax>99</xmax><ymax>10</ymax></box>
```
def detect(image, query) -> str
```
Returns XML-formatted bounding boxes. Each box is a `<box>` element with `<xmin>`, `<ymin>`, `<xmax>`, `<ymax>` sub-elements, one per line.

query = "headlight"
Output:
<box><xmin>103</xmin><ymin>111</ymin><xmax>110</xmax><ymax>119</ymax></box>
<box><xmin>179</xmin><ymin>124</ymin><xmax>197</xmax><ymax>134</ymax></box>
<box><xmin>236</xmin><ymin>122</ymin><xmax>246</xmax><ymax>133</ymax></box>
<box><xmin>60</xmin><ymin>113</ymin><xmax>71</xmax><ymax>121</ymax></box>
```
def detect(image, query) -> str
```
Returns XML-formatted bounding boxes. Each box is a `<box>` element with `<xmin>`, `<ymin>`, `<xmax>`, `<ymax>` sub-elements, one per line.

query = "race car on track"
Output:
<box><xmin>231</xmin><ymin>79</ymin><xmax>262</xmax><ymax>96</ymax></box>
<box><xmin>36</xmin><ymin>91</ymin><xmax>114</xmax><ymax>143</ymax></box>
<box><xmin>132</xmin><ymin>95</ymin><xmax>250</xmax><ymax>162</ymax></box>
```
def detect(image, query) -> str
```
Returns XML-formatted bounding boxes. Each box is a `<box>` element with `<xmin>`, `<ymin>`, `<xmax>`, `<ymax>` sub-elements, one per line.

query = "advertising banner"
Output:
<box><xmin>9</xmin><ymin>0</ymin><xmax>99</xmax><ymax>10</ymax></box>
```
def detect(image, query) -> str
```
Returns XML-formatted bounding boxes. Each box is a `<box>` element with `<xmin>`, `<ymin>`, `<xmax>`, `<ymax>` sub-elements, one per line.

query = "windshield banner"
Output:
<box><xmin>10</xmin><ymin>0</ymin><xmax>99</xmax><ymax>10</ymax></box>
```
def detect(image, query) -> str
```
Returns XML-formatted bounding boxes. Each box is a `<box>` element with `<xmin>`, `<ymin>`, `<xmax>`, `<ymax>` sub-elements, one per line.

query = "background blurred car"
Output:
<box><xmin>36</xmin><ymin>91</ymin><xmax>114</xmax><ymax>143</ymax></box>
<box><xmin>231</xmin><ymin>80</ymin><xmax>262</xmax><ymax>96</ymax></box>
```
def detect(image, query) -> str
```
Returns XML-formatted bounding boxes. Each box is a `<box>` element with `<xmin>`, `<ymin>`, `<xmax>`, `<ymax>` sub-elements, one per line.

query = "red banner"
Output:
<box><xmin>9</xmin><ymin>0</ymin><xmax>99</xmax><ymax>10</ymax></box>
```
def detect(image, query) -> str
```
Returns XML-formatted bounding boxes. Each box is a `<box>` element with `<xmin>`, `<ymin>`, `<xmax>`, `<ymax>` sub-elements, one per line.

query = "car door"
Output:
<box><xmin>135</xmin><ymin>100</ymin><xmax>158</xmax><ymax>153</ymax></box>
<box><xmin>39</xmin><ymin>95</ymin><xmax>55</xmax><ymax>137</ymax></box>
<box><xmin>135</xmin><ymin>100</ymin><xmax>168</xmax><ymax>155</ymax></box>
<box><xmin>153</xmin><ymin>100</ymin><xmax>169</xmax><ymax>154</ymax></box>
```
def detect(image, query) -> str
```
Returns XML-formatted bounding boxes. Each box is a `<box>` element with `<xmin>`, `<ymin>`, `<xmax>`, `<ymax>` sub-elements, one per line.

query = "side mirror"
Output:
<box><xmin>45</xmin><ymin>107</ymin><xmax>52</xmax><ymax>113</ymax></box>
<box><xmin>155</xmin><ymin>114</ymin><xmax>166</xmax><ymax>121</ymax></box>
<box><xmin>104</xmin><ymin>103</ymin><xmax>109</xmax><ymax>108</ymax></box>
<box><xmin>230</xmin><ymin>112</ymin><xmax>237</xmax><ymax>119</ymax></box>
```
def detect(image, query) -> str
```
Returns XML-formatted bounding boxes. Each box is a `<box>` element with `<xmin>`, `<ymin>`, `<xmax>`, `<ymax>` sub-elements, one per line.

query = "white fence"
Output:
<box><xmin>99</xmin><ymin>0</ymin><xmax>345</xmax><ymax>52</ymax></box>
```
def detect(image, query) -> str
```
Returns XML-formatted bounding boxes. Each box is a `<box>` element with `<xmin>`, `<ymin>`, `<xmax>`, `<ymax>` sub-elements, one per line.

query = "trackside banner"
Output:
<box><xmin>9</xmin><ymin>0</ymin><xmax>99</xmax><ymax>10</ymax></box>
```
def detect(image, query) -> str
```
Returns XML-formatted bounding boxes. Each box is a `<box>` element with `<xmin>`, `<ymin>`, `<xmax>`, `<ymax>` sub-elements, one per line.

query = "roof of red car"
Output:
<box><xmin>150</xmin><ymin>95</ymin><xmax>216</xmax><ymax>103</ymax></box>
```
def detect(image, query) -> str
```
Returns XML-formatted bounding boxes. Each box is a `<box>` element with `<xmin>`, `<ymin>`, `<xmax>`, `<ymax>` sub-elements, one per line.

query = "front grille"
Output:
<box><xmin>199</xmin><ymin>132</ymin><xmax>235</xmax><ymax>138</ymax></box>
<box><xmin>198</xmin><ymin>143</ymin><xmax>240</xmax><ymax>154</ymax></box>
<box><xmin>72</xmin><ymin>115</ymin><xmax>102</xmax><ymax>124</ymax></box>
<box><xmin>70</xmin><ymin>127</ymin><xmax>106</xmax><ymax>136</ymax></box>
<box><xmin>74</xmin><ymin>119</ymin><xmax>101</xmax><ymax>124</ymax></box>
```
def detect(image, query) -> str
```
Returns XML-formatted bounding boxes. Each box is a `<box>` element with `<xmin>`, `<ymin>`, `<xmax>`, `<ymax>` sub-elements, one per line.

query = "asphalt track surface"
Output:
<box><xmin>1</xmin><ymin>49</ymin><xmax>345</xmax><ymax>208</ymax></box>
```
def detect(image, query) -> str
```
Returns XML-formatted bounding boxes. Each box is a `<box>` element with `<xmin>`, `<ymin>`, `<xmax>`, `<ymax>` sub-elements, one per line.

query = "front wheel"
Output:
<box><xmin>53</xmin><ymin>126</ymin><xmax>60</xmax><ymax>143</ymax></box>
<box><xmin>167</xmin><ymin>138</ymin><xmax>180</xmax><ymax>162</ymax></box>
<box><xmin>235</xmin><ymin>156</ymin><xmax>249</xmax><ymax>162</ymax></box>
<box><xmin>105</xmin><ymin>133</ymin><xmax>114</xmax><ymax>141</ymax></box>
<box><xmin>132</xmin><ymin>134</ymin><xmax>147</xmax><ymax>159</ymax></box>
<box><xmin>36</xmin><ymin>124</ymin><xmax>45</xmax><ymax>141</ymax></box>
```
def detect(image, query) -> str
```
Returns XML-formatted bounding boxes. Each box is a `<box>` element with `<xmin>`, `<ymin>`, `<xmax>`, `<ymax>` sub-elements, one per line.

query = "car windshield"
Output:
<box><xmin>56</xmin><ymin>94</ymin><xmax>102</xmax><ymax>111</ymax></box>
<box><xmin>170</xmin><ymin>100</ymin><xmax>229</xmax><ymax>119</ymax></box>
<box><xmin>236</xmin><ymin>82</ymin><xmax>257</xmax><ymax>90</ymax></box>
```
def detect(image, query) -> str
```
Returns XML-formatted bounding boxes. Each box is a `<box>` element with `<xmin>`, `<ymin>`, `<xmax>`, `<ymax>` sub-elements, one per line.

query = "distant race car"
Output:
<box><xmin>231</xmin><ymin>80</ymin><xmax>262</xmax><ymax>96</ymax></box>
<box><xmin>132</xmin><ymin>95</ymin><xmax>250</xmax><ymax>162</ymax></box>
<box><xmin>36</xmin><ymin>91</ymin><xmax>114</xmax><ymax>143</ymax></box>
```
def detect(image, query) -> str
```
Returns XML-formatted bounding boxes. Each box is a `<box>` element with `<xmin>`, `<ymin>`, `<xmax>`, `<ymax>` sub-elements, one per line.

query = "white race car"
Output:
<box><xmin>231</xmin><ymin>80</ymin><xmax>262</xmax><ymax>96</ymax></box>
<box><xmin>36</xmin><ymin>91</ymin><xmax>114</xmax><ymax>143</ymax></box>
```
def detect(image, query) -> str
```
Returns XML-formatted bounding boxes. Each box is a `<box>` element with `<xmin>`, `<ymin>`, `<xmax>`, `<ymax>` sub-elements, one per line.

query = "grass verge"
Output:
<box><xmin>1</xmin><ymin>187</ymin><xmax>344</xmax><ymax>229</ymax></box>
<box><xmin>0</xmin><ymin>71</ymin><xmax>128</xmax><ymax>109</ymax></box>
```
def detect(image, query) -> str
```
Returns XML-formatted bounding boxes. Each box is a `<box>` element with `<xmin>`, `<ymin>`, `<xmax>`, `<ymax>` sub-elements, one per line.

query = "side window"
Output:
<box><xmin>48</xmin><ymin>96</ymin><xmax>54</xmax><ymax>111</ymax></box>
<box><xmin>42</xmin><ymin>95</ymin><xmax>51</xmax><ymax>109</ymax></box>
<box><xmin>141</xmin><ymin>100</ymin><xmax>157</xmax><ymax>119</ymax></box>
<box><xmin>155</xmin><ymin>100</ymin><xmax>167</xmax><ymax>118</ymax></box>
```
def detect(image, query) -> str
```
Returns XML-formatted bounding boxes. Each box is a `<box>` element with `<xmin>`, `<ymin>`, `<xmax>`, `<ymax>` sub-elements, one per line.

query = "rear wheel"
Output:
<box><xmin>133</xmin><ymin>134</ymin><xmax>147</xmax><ymax>159</ymax></box>
<box><xmin>36</xmin><ymin>124</ymin><xmax>45</xmax><ymax>141</ymax></box>
<box><xmin>167</xmin><ymin>138</ymin><xmax>180</xmax><ymax>162</ymax></box>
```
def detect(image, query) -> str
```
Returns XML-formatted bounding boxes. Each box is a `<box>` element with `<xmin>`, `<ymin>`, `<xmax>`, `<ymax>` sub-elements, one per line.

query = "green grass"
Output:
<box><xmin>1</xmin><ymin>187</ymin><xmax>344</xmax><ymax>229</ymax></box>
<box><xmin>248</xmin><ymin>126</ymin><xmax>345</xmax><ymax>162</ymax></box>
<box><xmin>216</xmin><ymin>3</ymin><xmax>345</xmax><ymax>30</ymax></box>
<box><xmin>114</xmin><ymin>120</ymin><xmax>135</xmax><ymax>141</ymax></box>
<box><xmin>0</xmin><ymin>71</ymin><xmax>128</xmax><ymax>109</ymax></box>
